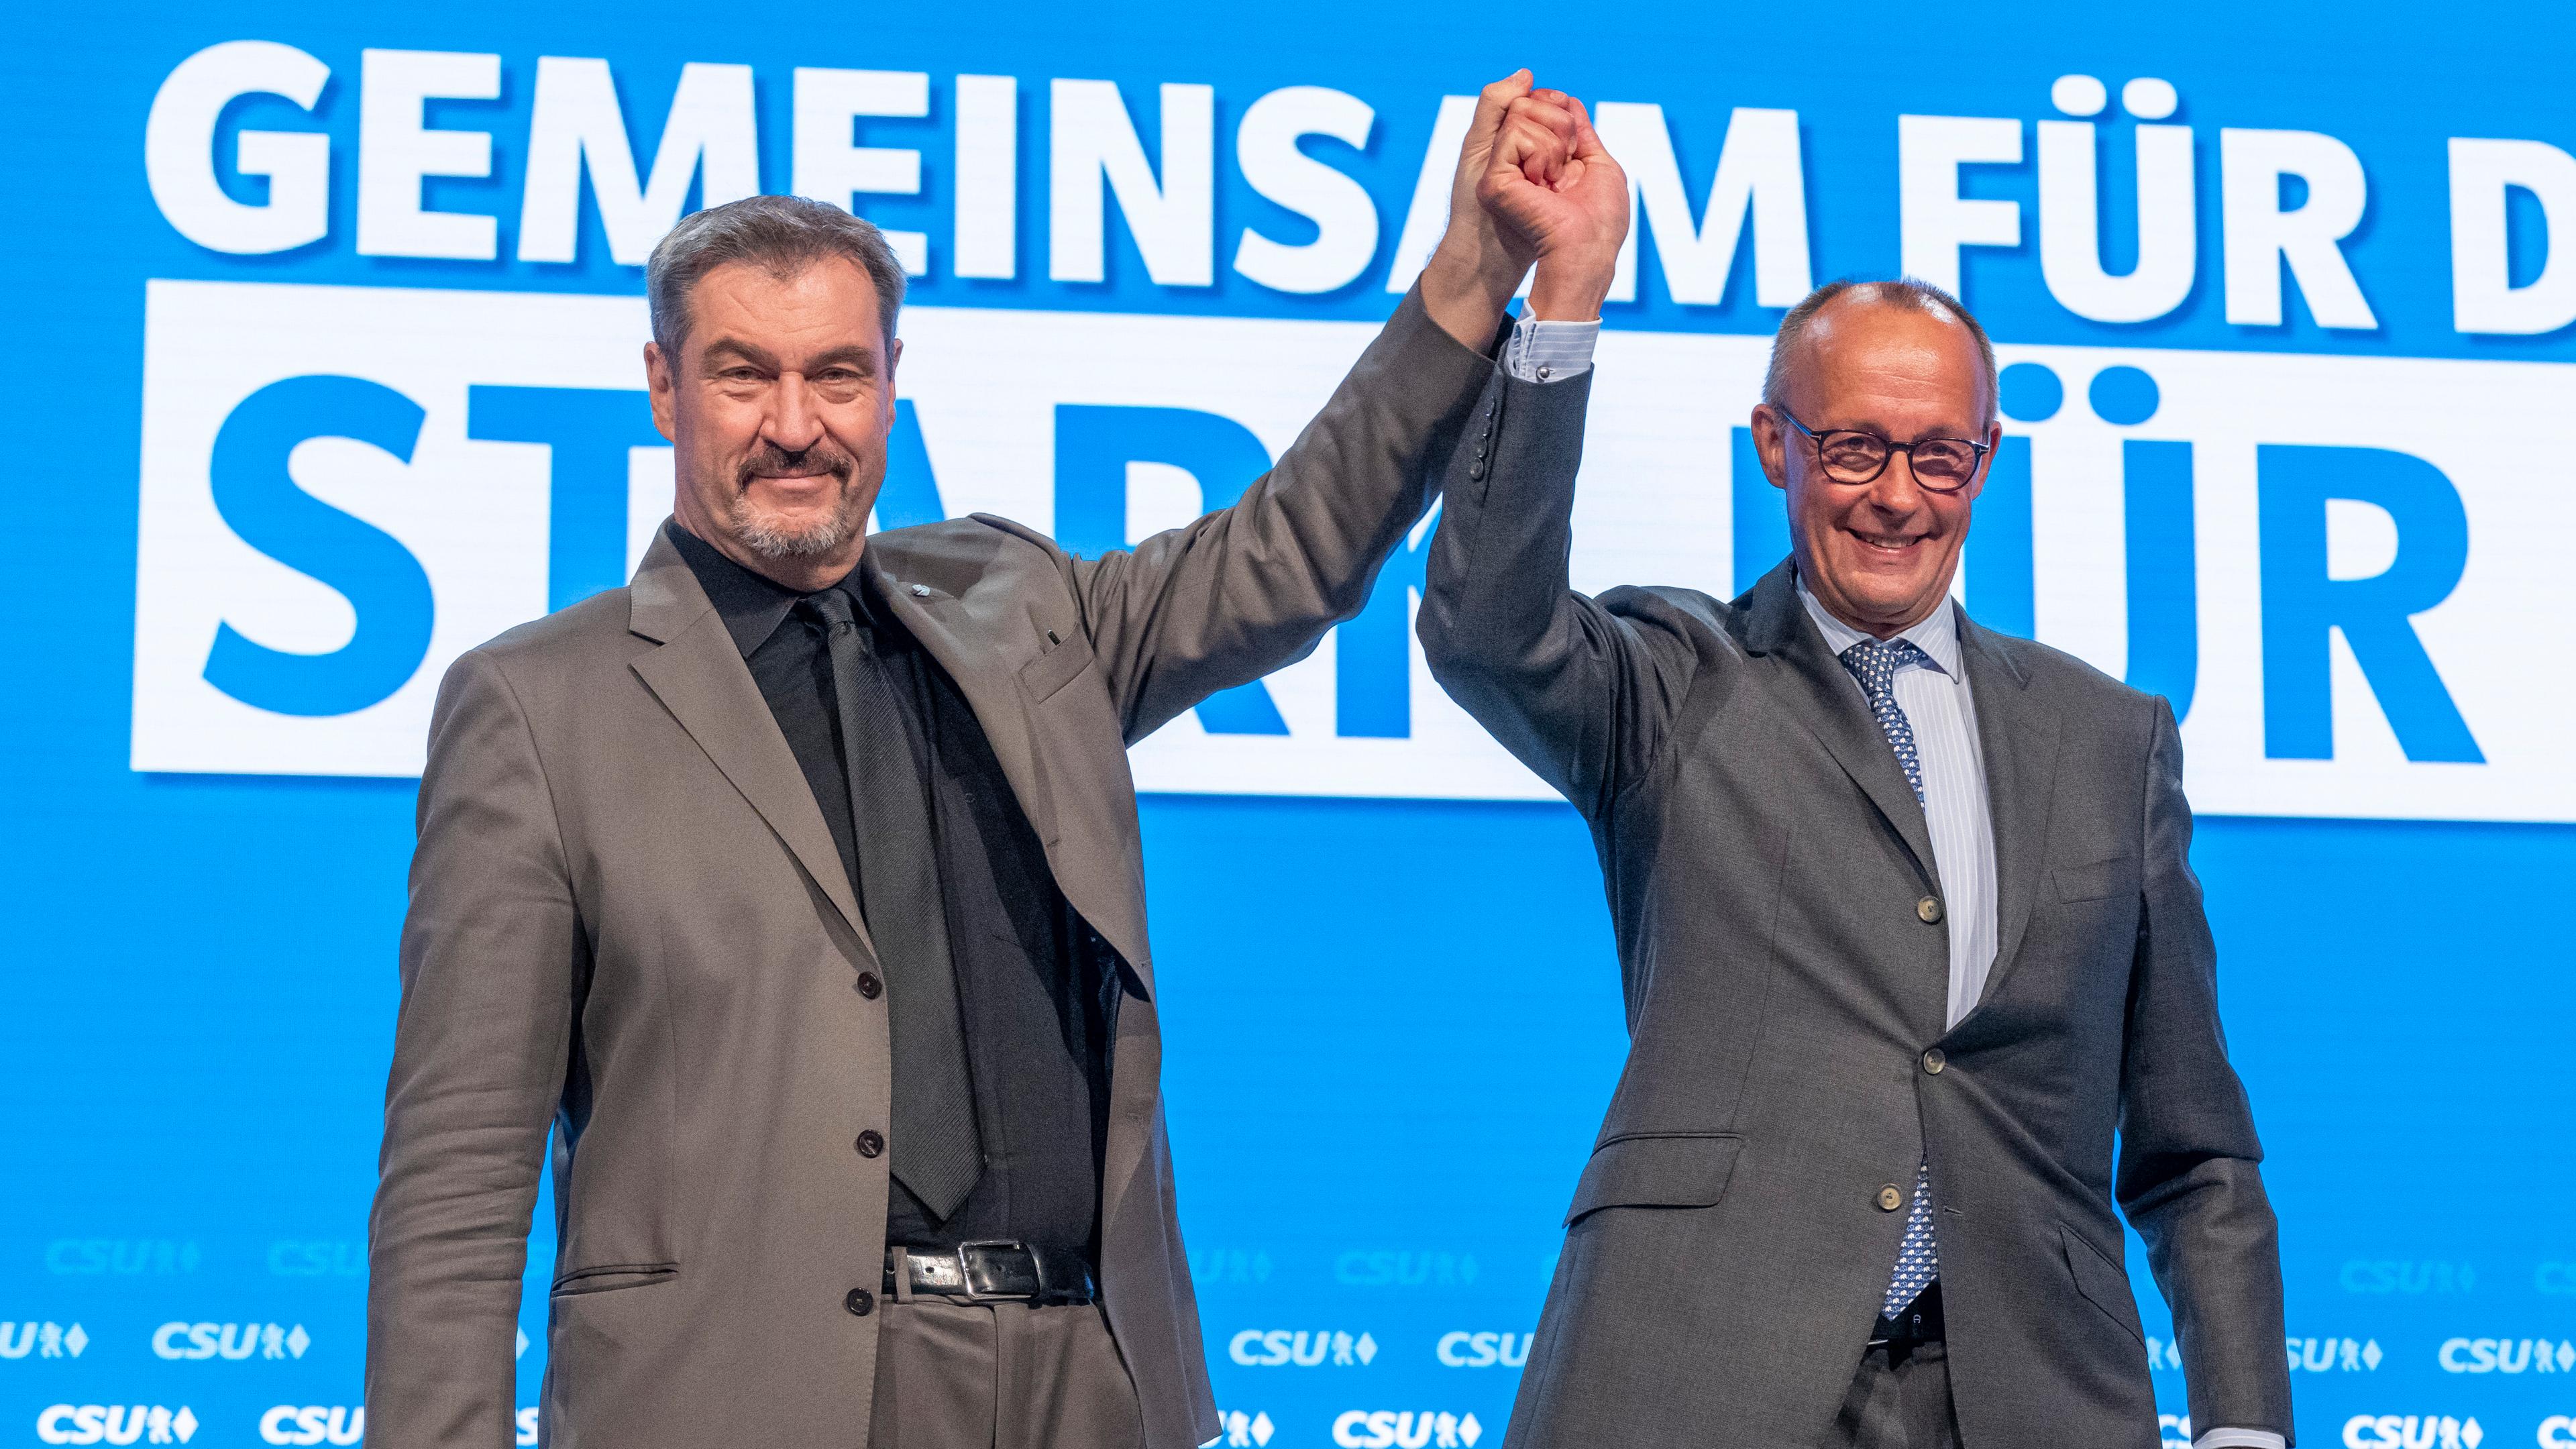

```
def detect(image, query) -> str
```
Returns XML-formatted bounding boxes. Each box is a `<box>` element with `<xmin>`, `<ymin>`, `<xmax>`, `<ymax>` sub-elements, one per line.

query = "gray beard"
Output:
<box><xmin>726</xmin><ymin>483</ymin><xmax>867</xmax><ymax>560</ymax></box>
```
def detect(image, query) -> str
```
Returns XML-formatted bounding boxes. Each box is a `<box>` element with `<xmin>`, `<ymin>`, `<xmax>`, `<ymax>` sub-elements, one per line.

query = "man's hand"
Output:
<box><xmin>1417</xmin><ymin>71</ymin><xmax>1566</xmax><ymax>347</ymax></box>
<box><xmin>1479</xmin><ymin>93</ymin><xmax>1628</xmax><ymax>321</ymax></box>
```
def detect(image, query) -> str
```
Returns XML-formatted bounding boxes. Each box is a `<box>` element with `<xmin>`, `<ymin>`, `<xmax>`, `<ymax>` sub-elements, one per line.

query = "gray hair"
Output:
<box><xmin>1760</xmin><ymin>278</ymin><xmax>1998</xmax><ymax>425</ymax></box>
<box><xmin>645</xmin><ymin>195</ymin><xmax>907</xmax><ymax>357</ymax></box>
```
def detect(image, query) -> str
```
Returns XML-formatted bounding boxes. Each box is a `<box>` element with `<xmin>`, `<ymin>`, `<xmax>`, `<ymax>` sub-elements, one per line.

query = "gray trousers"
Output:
<box><xmin>1817</xmin><ymin>1342</ymin><xmax>1963</xmax><ymax>1449</ymax></box>
<box><xmin>867</xmin><ymin>1297</ymin><xmax>1144</xmax><ymax>1449</ymax></box>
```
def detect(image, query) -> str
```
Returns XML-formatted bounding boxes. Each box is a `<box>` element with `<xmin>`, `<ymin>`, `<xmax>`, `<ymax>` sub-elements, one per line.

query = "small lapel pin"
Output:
<box><xmin>909</xmin><ymin>583</ymin><xmax>932</xmax><ymax>598</ymax></box>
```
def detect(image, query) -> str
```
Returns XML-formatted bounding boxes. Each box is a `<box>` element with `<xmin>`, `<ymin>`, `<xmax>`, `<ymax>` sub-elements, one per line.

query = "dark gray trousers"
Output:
<box><xmin>867</xmin><ymin>1296</ymin><xmax>1144</xmax><ymax>1449</ymax></box>
<box><xmin>1817</xmin><ymin>1342</ymin><xmax>1964</xmax><ymax>1449</ymax></box>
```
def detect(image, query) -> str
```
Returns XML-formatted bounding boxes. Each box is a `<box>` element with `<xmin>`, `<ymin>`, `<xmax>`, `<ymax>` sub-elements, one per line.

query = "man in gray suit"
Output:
<box><xmin>1419</xmin><ymin>96</ymin><xmax>2293</xmax><ymax>1449</ymax></box>
<box><xmin>365</xmin><ymin>74</ymin><xmax>1564</xmax><ymax>1449</ymax></box>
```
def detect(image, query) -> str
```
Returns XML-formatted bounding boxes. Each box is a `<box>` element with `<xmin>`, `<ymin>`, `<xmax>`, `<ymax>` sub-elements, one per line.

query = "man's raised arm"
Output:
<box><xmin>1059</xmin><ymin>73</ymin><xmax>1552</xmax><ymax>744</ymax></box>
<box><xmin>1415</xmin><ymin>95</ymin><xmax>1697</xmax><ymax>818</ymax></box>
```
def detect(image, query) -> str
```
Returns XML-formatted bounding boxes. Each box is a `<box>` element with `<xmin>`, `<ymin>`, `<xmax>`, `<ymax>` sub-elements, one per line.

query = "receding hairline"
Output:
<box><xmin>1761</xmin><ymin>278</ymin><xmax>1999</xmax><ymax>426</ymax></box>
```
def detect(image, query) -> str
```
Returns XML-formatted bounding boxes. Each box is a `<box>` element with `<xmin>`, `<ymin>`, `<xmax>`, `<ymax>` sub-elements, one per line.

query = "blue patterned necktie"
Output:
<box><xmin>1840</xmin><ymin>639</ymin><xmax>1941</xmax><ymax>1318</ymax></box>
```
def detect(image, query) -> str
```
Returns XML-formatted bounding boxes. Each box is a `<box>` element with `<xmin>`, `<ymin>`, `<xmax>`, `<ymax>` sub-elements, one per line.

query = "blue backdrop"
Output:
<box><xmin>5</xmin><ymin>3</ymin><xmax>2574</xmax><ymax>1447</ymax></box>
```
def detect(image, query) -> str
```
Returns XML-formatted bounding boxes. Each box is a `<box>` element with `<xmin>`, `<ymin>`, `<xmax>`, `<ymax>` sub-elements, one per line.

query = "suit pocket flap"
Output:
<box><xmin>2058</xmin><ymin>1225</ymin><xmax>2145</xmax><ymax>1346</ymax></box>
<box><xmin>551</xmin><ymin>1262</ymin><xmax>678</xmax><ymax>1297</ymax></box>
<box><xmin>1563</xmin><ymin>1133</ymin><xmax>1744</xmax><ymax>1226</ymax></box>
<box><xmin>2051</xmin><ymin>854</ymin><xmax>2137</xmax><ymax>903</ymax></box>
<box><xmin>1018</xmin><ymin>635</ymin><xmax>1096</xmax><ymax>703</ymax></box>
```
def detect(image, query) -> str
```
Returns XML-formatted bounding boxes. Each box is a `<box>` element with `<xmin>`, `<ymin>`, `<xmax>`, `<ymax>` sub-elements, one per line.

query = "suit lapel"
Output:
<box><xmin>866</xmin><ymin>557</ymin><xmax>1060</xmax><ymax>847</ymax></box>
<box><xmin>627</xmin><ymin>531</ymin><xmax>873</xmax><ymax>959</ymax></box>
<box><xmin>868</xmin><ymin>555</ymin><xmax>1157</xmax><ymax>1002</ymax></box>
<box><xmin>1738</xmin><ymin>561</ymin><xmax>1942</xmax><ymax>892</ymax></box>
<box><xmin>1958</xmin><ymin>614</ymin><xmax>2057</xmax><ymax>1010</ymax></box>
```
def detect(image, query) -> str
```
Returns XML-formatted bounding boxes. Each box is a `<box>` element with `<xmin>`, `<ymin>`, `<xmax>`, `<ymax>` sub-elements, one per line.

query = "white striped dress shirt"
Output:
<box><xmin>1796</xmin><ymin>578</ymin><xmax>1996</xmax><ymax>1029</ymax></box>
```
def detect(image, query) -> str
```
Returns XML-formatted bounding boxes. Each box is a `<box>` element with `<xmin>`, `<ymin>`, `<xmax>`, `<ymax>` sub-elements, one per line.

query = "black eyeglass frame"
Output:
<box><xmin>1775</xmin><ymin>409</ymin><xmax>1993</xmax><ymax>493</ymax></box>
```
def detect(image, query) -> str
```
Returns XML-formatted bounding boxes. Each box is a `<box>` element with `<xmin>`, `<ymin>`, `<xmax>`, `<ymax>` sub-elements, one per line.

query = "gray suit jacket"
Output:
<box><xmin>365</xmin><ymin>290</ymin><xmax>1498</xmax><ymax>1449</ymax></box>
<box><xmin>1417</xmin><ymin>368</ymin><xmax>2292</xmax><ymax>1448</ymax></box>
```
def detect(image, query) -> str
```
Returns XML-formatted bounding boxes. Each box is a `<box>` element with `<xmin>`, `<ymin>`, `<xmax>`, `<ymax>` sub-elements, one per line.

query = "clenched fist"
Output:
<box><xmin>1477</xmin><ymin>92</ymin><xmax>1628</xmax><ymax>321</ymax></box>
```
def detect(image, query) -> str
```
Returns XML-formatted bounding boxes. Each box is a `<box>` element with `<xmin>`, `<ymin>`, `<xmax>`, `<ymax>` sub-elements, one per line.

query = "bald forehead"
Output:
<box><xmin>1776</xmin><ymin>290</ymin><xmax>1993</xmax><ymax>425</ymax></box>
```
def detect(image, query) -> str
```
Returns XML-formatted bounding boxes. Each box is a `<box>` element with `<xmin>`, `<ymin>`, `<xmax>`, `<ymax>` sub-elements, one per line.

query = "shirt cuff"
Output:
<box><xmin>2194</xmin><ymin>1430</ymin><xmax>2286</xmax><ymax>1449</ymax></box>
<box><xmin>1503</xmin><ymin>315</ymin><xmax>1600</xmax><ymax>383</ymax></box>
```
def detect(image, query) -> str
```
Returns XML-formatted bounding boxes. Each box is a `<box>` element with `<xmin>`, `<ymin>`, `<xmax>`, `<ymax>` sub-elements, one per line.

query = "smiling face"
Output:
<box><xmin>1750</xmin><ymin>291</ymin><xmax>1999</xmax><ymax>639</ymax></box>
<box><xmin>645</xmin><ymin>256</ymin><xmax>900</xmax><ymax>591</ymax></box>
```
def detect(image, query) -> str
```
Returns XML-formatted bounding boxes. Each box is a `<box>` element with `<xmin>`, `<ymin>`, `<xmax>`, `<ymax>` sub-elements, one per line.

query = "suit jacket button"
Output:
<box><xmin>1877</xmin><ymin>1184</ymin><xmax>1904</xmax><ymax>1212</ymax></box>
<box><xmin>857</xmin><ymin>972</ymin><xmax>882</xmax><ymax>1000</ymax></box>
<box><xmin>1917</xmin><ymin>896</ymin><xmax>1944</xmax><ymax>924</ymax></box>
<box><xmin>1923</xmin><ymin>1049</ymin><xmax>1945</xmax><ymax>1075</ymax></box>
<box><xmin>855</xmin><ymin>1130</ymin><xmax>885</xmax><ymax>1159</ymax></box>
<box><xmin>845</xmin><ymin>1287</ymin><xmax>875</xmax><ymax>1317</ymax></box>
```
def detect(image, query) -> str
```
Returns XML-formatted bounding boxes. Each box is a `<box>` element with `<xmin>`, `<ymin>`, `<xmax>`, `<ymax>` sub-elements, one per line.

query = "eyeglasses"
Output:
<box><xmin>1776</xmin><ymin>409</ymin><xmax>1990</xmax><ymax>492</ymax></box>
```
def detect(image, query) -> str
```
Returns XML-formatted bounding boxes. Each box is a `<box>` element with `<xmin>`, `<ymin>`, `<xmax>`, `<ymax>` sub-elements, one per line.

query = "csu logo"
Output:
<box><xmin>2342</xmin><ymin>1260</ymin><xmax>2477</xmax><ymax>1295</ymax></box>
<box><xmin>1230</xmin><ymin>1329</ymin><xmax>1379</xmax><ymax>1366</ymax></box>
<box><xmin>1</xmin><ymin>1323</ymin><xmax>89</xmax><ymax>1359</ymax></box>
<box><xmin>1215</xmin><ymin>1409</ymin><xmax>1277</xmax><ymax>1447</ymax></box>
<box><xmin>2340</xmin><ymin>1415</ymin><xmax>2484</xmax><ymax>1448</ymax></box>
<box><xmin>150</xmin><ymin>1322</ymin><xmax>310</xmax><ymax>1360</ymax></box>
<box><xmin>1333</xmin><ymin>1251</ymin><xmax>1481</xmax><ymax>1288</ymax></box>
<box><xmin>266</xmin><ymin>1242</ymin><xmax>365</xmax><ymax>1279</ymax></box>
<box><xmin>1434</xmin><ymin>1331</ymin><xmax>1532</xmax><ymax>1368</ymax></box>
<box><xmin>2290</xmin><ymin>1336</ymin><xmax>2386</xmax><ymax>1372</ymax></box>
<box><xmin>2537</xmin><ymin>1415</ymin><xmax>2576</xmax><ymax>1448</ymax></box>
<box><xmin>35</xmin><ymin>1406</ymin><xmax>198</xmax><ymax>1445</ymax></box>
<box><xmin>43</xmin><ymin>1241</ymin><xmax>199</xmax><ymax>1277</ymax></box>
<box><xmin>258</xmin><ymin>1407</ymin><xmax>362</xmax><ymax>1446</ymax></box>
<box><xmin>1331</xmin><ymin>1410</ymin><xmax>1485</xmax><ymax>1448</ymax></box>
<box><xmin>2436</xmin><ymin>1337</ymin><xmax>2576</xmax><ymax>1373</ymax></box>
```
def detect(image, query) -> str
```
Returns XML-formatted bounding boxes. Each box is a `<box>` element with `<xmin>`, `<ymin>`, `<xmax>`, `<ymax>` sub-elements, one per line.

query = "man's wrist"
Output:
<box><xmin>1526</xmin><ymin>248</ymin><xmax>1617</xmax><ymax>321</ymax></box>
<box><xmin>1419</xmin><ymin>242</ymin><xmax>1532</xmax><ymax>349</ymax></box>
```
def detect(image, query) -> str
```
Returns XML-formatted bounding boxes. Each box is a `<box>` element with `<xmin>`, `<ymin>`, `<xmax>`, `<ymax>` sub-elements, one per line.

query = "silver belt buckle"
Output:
<box><xmin>953</xmin><ymin>1239</ymin><xmax>1026</xmax><ymax>1302</ymax></box>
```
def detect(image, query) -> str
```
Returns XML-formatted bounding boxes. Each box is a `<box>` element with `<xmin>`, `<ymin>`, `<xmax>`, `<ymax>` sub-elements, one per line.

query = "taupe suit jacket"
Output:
<box><xmin>1418</xmin><ymin>367</ymin><xmax>2292</xmax><ymax>1447</ymax></box>
<box><xmin>365</xmin><ymin>290</ymin><xmax>1497</xmax><ymax>1449</ymax></box>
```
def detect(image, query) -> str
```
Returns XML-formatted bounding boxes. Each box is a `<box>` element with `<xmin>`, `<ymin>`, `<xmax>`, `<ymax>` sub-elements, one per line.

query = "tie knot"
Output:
<box><xmin>800</xmin><ymin>586</ymin><xmax>859</xmax><ymax>631</ymax></box>
<box><xmin>1839</xmin><ymin>637</ymin><xmax>1927</xmax><ymax>696</ymax></box>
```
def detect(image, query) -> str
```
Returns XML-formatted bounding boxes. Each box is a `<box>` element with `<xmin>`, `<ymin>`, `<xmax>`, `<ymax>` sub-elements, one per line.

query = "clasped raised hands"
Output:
<box><xmin>1417</xmin><ymin>70</ymin><xmax>1631</xmax><ymax>343</ymax></box>
<box><xmin>1478</xmin><ymin>84</ymin><xmax>1629</xmax><ymax>321</ymax></box>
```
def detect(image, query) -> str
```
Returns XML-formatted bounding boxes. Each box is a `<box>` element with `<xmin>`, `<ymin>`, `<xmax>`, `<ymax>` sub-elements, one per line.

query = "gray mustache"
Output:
<box><xmin>735</xmin><ymin>442</ymin><xmax>854</xmax><ymax>490</ymax></box>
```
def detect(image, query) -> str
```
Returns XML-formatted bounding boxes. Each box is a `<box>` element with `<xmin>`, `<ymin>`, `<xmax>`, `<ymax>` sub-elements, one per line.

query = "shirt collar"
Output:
<box><xmin>666</xmin><ymin>523</ymin><xmax>882</xmax><ymax>657</ymax></box>
<box><xmin>1794</xmin><ymin>568</ymin><xmax>1964</xmax><ymax>680</ymax></box>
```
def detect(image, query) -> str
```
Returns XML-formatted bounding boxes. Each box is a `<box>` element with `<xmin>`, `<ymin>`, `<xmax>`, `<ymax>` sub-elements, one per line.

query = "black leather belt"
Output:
<box><xmin>1869</xmin><ymin>1281</ymin><xmax>1945</xmax><ymax>1347</ymax></box>
<box><xmin>883</xmin><ymin>1241</ymin><xmax>1096</xmax><ymax>1305</ymax></box>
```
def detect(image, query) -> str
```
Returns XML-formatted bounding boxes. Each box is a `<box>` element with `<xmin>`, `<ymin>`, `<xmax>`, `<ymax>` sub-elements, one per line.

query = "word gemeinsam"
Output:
<box><xmin>145</xmin><ymin>42</ymin><xmax>2576</xmax><ymax>334</ymax></box>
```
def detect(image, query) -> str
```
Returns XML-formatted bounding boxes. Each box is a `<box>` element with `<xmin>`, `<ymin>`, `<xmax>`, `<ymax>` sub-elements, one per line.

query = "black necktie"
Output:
<box><xmin>802</xmin><ymin>587</ymin><xmax>983</xmax><ymax>1220</ymax></box>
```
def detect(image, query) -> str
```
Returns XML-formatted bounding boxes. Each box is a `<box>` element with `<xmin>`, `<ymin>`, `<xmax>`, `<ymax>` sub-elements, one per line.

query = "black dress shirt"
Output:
<box><xmin>668</xmin><ymin>524</ymin><xmax>1113</xmax><ymax>1259</ymax></box>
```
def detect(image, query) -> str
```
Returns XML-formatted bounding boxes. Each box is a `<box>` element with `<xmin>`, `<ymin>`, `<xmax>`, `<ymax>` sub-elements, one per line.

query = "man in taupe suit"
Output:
<box><xmin>1421</xmin><ymin>97</ymin><xmax>2292</xmax><ymax>1448</ymax></box>
<box><xmin>364</xmin><ymin>74</ymin><xmax>1565</xmax><ymax>1449</ymax></box>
